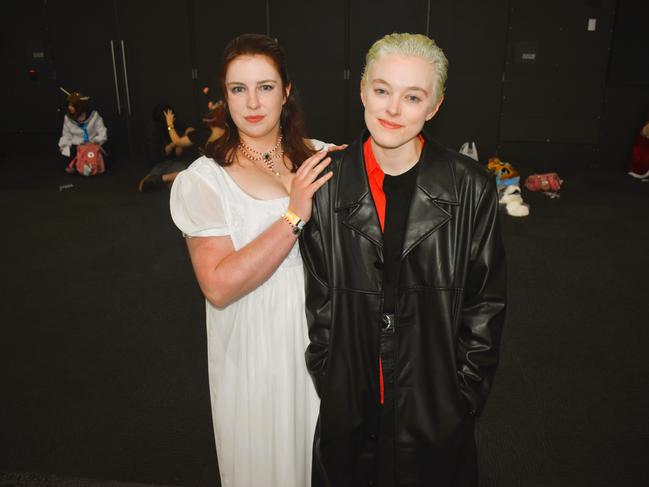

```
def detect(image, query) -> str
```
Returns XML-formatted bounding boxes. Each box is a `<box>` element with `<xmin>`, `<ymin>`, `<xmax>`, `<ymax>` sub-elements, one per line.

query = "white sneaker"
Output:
<box><xmin>628</xmin><ymin>169</ymin><xmax>649</xmax><ymax>179</ymax></box>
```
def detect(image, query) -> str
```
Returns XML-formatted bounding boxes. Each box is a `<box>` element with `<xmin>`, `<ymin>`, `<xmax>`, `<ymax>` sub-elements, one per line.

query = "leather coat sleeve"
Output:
<box><xmin>299</xmin><ymin>197</ymin><xmax>332</xmax><ymax>398</ymax></box>
<box><xmin>457</xmin><ymin>178</ymin><xmax>507</xmax><ymax>415</ymax></box>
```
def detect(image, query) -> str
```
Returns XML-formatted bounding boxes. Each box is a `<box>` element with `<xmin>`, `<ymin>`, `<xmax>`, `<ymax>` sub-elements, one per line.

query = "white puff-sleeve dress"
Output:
<box><xmin>169</xmin><ymin>156</ymin><xmax>320</xmax><ymax>487</ymax></box>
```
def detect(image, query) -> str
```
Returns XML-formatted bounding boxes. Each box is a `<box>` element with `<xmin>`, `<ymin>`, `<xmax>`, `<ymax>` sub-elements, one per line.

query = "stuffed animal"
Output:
<box><xmin>486</xmin><ymin>156</ymin><xmax>529</xmax><ymax>217</ymax></box>
<box><xmin>499</xmin><ymin>185</ymin><xmax>529</xmax><ymax>217</ymax></box>
<box><xmin>487</xmin><ymin>157</ymin><xmax>519</xmax><ymax>186</ymax></box>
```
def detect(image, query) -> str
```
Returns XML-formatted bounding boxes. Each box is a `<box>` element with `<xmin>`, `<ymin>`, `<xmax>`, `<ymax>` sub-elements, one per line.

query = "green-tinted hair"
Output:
<box><xmin>362</xmin><ymin>33</ymin><xmax>448</xmax><ymax>104</ymax></box>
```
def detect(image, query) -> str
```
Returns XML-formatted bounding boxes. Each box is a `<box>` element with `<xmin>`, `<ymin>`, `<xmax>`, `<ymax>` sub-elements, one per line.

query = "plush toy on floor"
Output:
<box><xmin>487</xmin><ymin>157</ymin><xmax>529</xmax><ymax>217</ymax></box>
<box><xmin>499</xmin><ymin>185</ymin><xmax>530</xmax><ymax>217</ymax></box>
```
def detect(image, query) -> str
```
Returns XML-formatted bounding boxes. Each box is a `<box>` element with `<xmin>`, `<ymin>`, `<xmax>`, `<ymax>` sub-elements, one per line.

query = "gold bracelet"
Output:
<box><xmin>167</xmin><ymin>125</ymin><xmax>174</xmax><ymax>131</ymax></box>
<box><xmin>282</xmin><ymin>210</ymin><xmax>306</xmax><ymax>236</ymax></box>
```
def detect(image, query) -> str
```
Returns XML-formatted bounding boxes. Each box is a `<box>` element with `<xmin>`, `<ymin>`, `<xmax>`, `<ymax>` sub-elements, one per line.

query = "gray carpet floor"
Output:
<box><xmin>1</xmin><ymin>155</ymin><xmax>648</xmax><ymax>486</ymax></box>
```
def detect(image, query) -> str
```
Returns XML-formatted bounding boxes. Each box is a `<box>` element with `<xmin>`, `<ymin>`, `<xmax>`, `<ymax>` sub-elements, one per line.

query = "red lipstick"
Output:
<box><xmin>245</xmin><ymin>115</ymin><xmax>265</xmax><ymax>123</ymax></box>
<box><xmin>378</xmin><ymin>118</ymin><xmax>403</xmax><ymax>129</ymax></box>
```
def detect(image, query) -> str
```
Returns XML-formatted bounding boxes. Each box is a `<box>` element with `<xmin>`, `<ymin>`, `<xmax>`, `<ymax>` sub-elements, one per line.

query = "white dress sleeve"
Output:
<box><xmin>170</xmin><ymin>165</ymin><xmax>230</xmax><ymax>237</ymax></box>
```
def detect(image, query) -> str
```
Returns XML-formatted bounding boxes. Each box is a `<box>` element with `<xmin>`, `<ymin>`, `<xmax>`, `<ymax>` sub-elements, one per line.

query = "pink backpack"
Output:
<box><xmin>67</xmin><ymin>143</ymin><xmax>105</xmax><ymax>176</ymax></box>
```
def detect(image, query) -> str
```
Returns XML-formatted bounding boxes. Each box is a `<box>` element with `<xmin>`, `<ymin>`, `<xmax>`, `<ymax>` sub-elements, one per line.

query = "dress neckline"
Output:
<box><xmin>219</xmin><ymin>164</ymin><xmax>289</xmax><ymax>203</ymax></box>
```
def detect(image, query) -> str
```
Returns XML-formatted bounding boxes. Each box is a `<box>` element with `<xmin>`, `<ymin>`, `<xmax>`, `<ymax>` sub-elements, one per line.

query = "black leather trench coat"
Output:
<box><xmin>299</xmin><ymin>130</ymin><xmax>507</xmax><ymax>487</ymax></box>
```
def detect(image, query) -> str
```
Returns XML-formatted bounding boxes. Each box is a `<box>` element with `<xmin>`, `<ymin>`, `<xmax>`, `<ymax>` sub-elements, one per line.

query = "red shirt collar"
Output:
<box><xmin>363</xmin><ymin>133</ymin><xmax>425</xmax><ymax>180</ymax></box>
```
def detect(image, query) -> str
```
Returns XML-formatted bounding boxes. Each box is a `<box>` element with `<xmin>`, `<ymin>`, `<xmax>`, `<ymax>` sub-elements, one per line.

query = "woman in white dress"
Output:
<box><xmin>169</xmin><ymin>34</ymin><xmax>334</xmax><ymax>487</ymax></box>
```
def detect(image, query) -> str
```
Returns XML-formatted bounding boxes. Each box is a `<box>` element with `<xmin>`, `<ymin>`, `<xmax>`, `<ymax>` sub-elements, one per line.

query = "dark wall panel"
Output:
<box><xmin>2</xmin><ymin>0</ymin><xmax>648</xmax><ymax>169</ymax></box>
<box><xmin>600</xmin><ymin>0</ymin><xmax>649</xmax><ymax>169</ymax></box>
<box><xmin>269</xmin><ymin>0</ymin><xmax>346</xmax><ymax>144</ymax></box>
<box><xmin>117</xmin><ymin>0</ymin><xmax>196</xmax><ymax>154</ymax></box>
<box><xmin>347</xmin><ymin>0</ymin><xmax>429</xmax><ymax>139</ymax></box>
<box><xmin>498</xmin><ymin>140</ymin><xmax>601</xmax><ymax>168</ymax></box>
<box><xmin>607</xmin><ymin>0</ymin><xmax>649</xmax><ymax>86</ymax></box>
<box><xmin>1</xmin><ymin>1</ymin><xmax>71</xmax><ymax>154</ymax></box>
<box><xmin>500</xmin><ymin>0</ymin><xmax>616</xmax><ymax>145</ymax></box>
<box><xmin>191</xmin><ymin>0</ymin><xmax>267</xmax><ymax>103</ymax></box>
<box><xmin>426</xmin><ymin>0</ymin><xmax>509</xmax><ymax>158</ymax></box>
<box><xmin>500</xmin><ymin>79</ymin><xmax>603</xmax><ymax>143</ymax></box>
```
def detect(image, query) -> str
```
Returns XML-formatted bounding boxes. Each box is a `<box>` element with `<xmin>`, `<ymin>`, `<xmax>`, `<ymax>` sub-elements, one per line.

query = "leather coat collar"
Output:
<box><xmin>334</xmin><ymin>129</ymin><xmax>459</xmax><ymax>258</ymax></box>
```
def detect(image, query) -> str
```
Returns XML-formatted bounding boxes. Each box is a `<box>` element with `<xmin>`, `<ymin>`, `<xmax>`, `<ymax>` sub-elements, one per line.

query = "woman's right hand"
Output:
<box><xmin>288</xmin><ymin>151</ymin><xmax>333</xmax><ymax>223</ymax></box>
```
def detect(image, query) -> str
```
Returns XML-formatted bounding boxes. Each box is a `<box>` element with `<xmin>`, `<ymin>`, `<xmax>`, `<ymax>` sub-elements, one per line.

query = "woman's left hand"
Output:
<box><xmin>288</xmin><ymin>151</ymin><xmax>333</xmax><ymax>223</ymax></box>
<box><xmin>163</xmin><ymin>109</ymin><xmax>175</xmax><ymax>127</ymax></box>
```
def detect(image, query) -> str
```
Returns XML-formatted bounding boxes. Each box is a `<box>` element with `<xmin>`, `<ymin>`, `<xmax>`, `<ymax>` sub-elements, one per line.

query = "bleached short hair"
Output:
<box><xmin>361</xmin><ymin>33</ymin><xmax>448</xmax><ymax>104</ymax></box>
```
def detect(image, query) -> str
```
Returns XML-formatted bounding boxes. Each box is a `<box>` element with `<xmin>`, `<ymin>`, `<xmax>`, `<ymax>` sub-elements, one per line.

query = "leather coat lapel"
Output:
<box><xmin>344</xmin><ymin>192</ymin><xmax>384</xmax><ymax>250</ymax></box>
<box><xmin>401</xmin><ymin>134</ymin><xmax>460</xmax><ymax>259</ymax></box>
<box><xmin>335</xmin><ymin>132</ymin><xmax>384</xmax><ymax>252</ymax></box>
<box><xmin>334</xmin><ymin>130</ymin><xmax>462</xmax><ymax>259</ymax></box>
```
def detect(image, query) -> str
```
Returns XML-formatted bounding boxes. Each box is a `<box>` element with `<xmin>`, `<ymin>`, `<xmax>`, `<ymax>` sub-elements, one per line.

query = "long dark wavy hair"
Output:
<box><xmin>208</xmin><ymin>33</ymin><xmax>314</xmax><ymax>170</ymax></box>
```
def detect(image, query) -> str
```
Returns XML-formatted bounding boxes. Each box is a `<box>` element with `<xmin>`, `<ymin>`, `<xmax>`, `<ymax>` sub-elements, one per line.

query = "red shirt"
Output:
<box><xmin>363</xmin><ymin>134</ymin><xmax>424</xmax><ymax>404</ymax></box>
<box><xmin>363</xmin><ymin>138</ymin><xmax>387</xmax><ymax>231</ymax></box>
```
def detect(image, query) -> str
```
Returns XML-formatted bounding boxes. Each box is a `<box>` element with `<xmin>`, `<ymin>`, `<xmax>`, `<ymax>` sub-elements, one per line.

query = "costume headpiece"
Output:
<box><xmin>60</xmin><ymin>87</ymin><xmax>90</xmax><ymax>101</ymax></box>
<box><xmin>60</xmin><ymin>87</ymin><xmax>90</xmax><ymax>117</ymax></box>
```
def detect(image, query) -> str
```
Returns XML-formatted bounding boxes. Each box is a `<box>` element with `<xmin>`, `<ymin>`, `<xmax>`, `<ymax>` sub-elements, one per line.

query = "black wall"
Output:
<box><xmin>2</xmin><ymin>0</ymin><xmax>648</xmax><ymax>170</ymax></box>
<box><xmin>600</xmin><ymin>0</ymin><xmax>649</xmax><ymax>169</ymax></box>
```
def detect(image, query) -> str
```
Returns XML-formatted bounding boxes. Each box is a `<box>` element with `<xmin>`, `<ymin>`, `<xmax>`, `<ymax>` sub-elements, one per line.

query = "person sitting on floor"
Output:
<box><xmin>138</xmin><ymin>102</ymin><xmax>226</xmax><ymax>192</ymax></box>
<box><xmin>58</xmin><ymin>88</ymin><xmax>108</xmax><ymax>173</ymax></box>
<box><xmin>163</xmin><ymin>102</ymin><xmax>226</xmax><ymax>156</ymax></box>
<box><xmin>138</xmin><ymin>104</ymin><xmax>192</xmax><ymax>192</ymax></box>
<box><xmin>628</xmin><ymin>117</ymin><xmax>649</xmax><ymax>180</ymax></box>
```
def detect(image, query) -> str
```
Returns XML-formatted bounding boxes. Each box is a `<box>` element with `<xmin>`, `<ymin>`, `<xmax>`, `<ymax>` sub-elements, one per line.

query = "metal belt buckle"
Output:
<box><xmin>381</xmin><ymin>313</ymin><xmax>395</xmax><ymax>334</ymax></box>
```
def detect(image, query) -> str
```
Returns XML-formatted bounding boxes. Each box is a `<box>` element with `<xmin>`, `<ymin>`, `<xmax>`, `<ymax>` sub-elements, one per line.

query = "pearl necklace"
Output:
<box><xmin>238</xmin><ymin>135</ymin><xmax>284</xmax><ymax>177</ymax></box>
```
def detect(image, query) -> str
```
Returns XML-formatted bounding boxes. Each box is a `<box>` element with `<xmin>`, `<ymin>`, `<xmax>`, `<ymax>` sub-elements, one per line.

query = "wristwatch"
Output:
<box><xmin>282</xmin><ymin>210</ymin><xmax>306</xmax><ymax>236</ymax></box>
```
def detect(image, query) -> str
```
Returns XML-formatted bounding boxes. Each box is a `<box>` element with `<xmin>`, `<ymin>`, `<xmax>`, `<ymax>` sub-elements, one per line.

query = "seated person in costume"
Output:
<box><xmin>58</xmin><ymin>88</ymin><xmax>108</xmax><ymax>172</ymax></box>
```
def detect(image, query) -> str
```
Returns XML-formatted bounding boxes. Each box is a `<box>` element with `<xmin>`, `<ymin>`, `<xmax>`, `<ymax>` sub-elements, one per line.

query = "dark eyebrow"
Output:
<box><xmin>225</xmin><ymin>79</ymin><xmax>278</xmax><ymax>87</ymax></box>
<box><xmin>372</xmin><ymin>78</ymin><xmax>429</xmax><ymax>96</ymax></box>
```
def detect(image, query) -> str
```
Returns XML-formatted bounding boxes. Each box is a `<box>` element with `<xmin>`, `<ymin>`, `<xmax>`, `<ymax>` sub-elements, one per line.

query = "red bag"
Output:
<box><xmin>524</xmin><ymin>173</ymin><xmax>561</xmax><ymax>192</ymax></box>
<box><xmin>67</xmin><ymin>143</ymin><xmax>105</xmax><ymax>176</ymax></box>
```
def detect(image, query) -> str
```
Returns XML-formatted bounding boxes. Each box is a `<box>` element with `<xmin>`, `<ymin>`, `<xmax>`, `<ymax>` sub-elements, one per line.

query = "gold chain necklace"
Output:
<box><xmin>238</xmin><ymin>134</ymin><xmax>284</xmax><ymax>177</ymax></box>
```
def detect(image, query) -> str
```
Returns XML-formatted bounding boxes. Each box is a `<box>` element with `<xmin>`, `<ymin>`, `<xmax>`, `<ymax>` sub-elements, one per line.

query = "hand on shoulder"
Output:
<box><xmin>306</xmin><ymin>138</ymin><xmax>348</xmax><ymax>153</ymax></box>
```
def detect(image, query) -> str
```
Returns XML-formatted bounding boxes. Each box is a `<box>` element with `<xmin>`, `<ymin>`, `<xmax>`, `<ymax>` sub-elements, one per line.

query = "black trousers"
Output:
<box><xmin>375</xmin><ymin>313</ymin><xmax>478</xmax><ymax>487</ymax></box>
<box><xmin>378</xmin><ymin>313</ymin><xmax>397</xmax><ymax>487</ymax></box>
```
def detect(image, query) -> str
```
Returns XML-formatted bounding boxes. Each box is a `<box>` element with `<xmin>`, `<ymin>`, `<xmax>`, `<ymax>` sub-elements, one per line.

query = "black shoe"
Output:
<box><xmin>138</xmin><ymin>173</ymin><xmax>163</xmax><ymax>192</ymax></box>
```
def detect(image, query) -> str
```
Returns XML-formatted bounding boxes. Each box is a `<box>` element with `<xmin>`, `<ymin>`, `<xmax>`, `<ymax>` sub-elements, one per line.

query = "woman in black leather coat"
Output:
<box><xmin>300</xmin><ymin>33</ymin><xmax>507</xmax><ymax>487</ymax></box>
